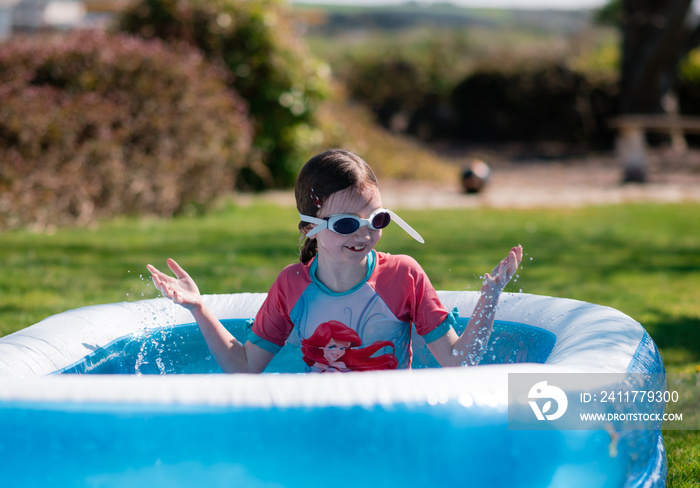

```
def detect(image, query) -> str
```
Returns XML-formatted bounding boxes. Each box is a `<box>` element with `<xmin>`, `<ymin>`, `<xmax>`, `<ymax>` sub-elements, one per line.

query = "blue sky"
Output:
<box><xmin>291</xmin><ymin>0</ymin><xmax>609</xmax><ymax>10</ymax></box>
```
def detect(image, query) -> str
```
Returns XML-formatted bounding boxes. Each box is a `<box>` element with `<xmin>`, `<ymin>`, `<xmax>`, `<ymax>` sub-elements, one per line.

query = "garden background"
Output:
<box><xmin>1</xmin><ymin>1</ymin><xmax>699</xmax><ymax>486</ymax></box>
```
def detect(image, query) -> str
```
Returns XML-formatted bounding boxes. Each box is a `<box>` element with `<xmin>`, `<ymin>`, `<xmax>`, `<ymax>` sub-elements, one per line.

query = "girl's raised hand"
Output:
<box><xmin>482</xmin><ymin>245</ymin><xmax>523</xmax><ymax>294</ymax></box>
<box><xmin>146</xmin><ymin>258</ymin><xmax>202</xmax><ymax>310</ymax></box>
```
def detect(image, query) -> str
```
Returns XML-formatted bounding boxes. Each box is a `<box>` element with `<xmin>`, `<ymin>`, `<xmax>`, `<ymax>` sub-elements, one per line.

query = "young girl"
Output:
<box><xmin>147</xmin><ymin>149</ymin><xmax>522</xmax><ymax>373</ymax></box>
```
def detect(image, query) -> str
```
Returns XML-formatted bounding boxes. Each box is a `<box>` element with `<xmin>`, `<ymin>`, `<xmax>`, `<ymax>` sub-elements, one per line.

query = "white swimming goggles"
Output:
<box><xmin>300</xmin><ymin>208</ymin><xmax>424</xmax><ymax>243</ymax></box>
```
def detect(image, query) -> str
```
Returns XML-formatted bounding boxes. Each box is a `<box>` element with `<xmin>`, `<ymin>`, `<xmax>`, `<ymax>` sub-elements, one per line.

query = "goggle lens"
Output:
<box><xmin>330</xmin><ymin>210</ymin><xmax>392</xmax><ymax>235</ymax></box>
<box><xmin>332</xmin><ymin>218</ymin><xmax>360</xmax><ymax>234</ymax></box>
<box><xmin>370</xmin><ymin>211</ymin><xmax>391</xmax><ymax>230</ymax></box>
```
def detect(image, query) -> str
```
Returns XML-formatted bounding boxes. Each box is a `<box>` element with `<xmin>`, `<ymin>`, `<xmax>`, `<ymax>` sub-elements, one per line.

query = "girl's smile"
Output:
<box><xmin>347</xmin><ymin>245</ymin><xmax>368</xmax><ymax>252</ymax></box>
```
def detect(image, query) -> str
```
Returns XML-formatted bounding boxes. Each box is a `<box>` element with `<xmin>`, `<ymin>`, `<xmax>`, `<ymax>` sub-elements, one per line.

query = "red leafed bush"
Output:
<box><xmin>0</xmin><ymin>30</ymin><xmax>254</xmax><ymax>230</ymax></box>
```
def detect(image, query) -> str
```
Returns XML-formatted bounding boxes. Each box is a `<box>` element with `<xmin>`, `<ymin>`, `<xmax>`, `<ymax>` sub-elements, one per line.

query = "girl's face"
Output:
<box><xmin>312</xmin><ymin>186</ymin><xmax>383</xmax><ymax>265</ymax></box>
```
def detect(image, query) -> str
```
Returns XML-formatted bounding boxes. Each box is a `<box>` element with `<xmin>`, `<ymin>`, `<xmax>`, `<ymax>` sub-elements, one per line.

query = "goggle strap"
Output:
<box><xmin>387</xmin><ymin>210</ymin><xmax>425</xmax><ymax>244</ymax></box>
<box><xmin>299</xmin><ymin>214</ymin><xmax>326</xmax><ymax>237</ymax></box>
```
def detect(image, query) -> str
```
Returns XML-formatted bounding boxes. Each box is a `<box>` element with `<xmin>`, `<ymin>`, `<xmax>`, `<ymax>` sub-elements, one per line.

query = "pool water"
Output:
<box><xmin>57</xmin><ymin>318</ymin><xmax>556</xmax><ymax>374</ymax></box>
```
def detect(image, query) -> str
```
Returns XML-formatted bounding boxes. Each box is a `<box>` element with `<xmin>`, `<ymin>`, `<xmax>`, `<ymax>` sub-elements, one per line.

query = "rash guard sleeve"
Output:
<box><xmin>249</xmin><ymin>262</ymin><xmax>311</xmax><ymax>354</ymax></box>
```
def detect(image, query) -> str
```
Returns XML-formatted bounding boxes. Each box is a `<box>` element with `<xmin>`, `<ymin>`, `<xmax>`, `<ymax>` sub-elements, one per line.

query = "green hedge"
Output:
<box><xmin>117</xmin><ymin>0</ymin><xmax>330</xmax><ymax>189</ymax></box>
<box><xmin>338</xmin><ymin>55</ymin><xmax>619</xmax><ymax>145</ymax></box>
<box><xmin>325</xmin><ymin>27</ymin><xmax>619</xmax><ymax>147</ymax></box>
<box><xmin>451</xmin><ymin>66</ymin><xmax>618</xmax><ymax>145</ymax></box>
<box><xmin>0</xmin><ymin>30</ymin><xmax>253</xmax><ymax>230</ymax></box>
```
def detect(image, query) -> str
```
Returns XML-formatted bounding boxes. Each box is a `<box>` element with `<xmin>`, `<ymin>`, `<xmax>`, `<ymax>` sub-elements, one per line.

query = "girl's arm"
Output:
<box><xmin>427</xmin><ymin>245</ymin><xmax>523</xmax><ymax>367</ymax></box>
<box><xmin>147</xmin><ymin>259</ymin><xmax>274</xmax><ymax>373</ymax></box>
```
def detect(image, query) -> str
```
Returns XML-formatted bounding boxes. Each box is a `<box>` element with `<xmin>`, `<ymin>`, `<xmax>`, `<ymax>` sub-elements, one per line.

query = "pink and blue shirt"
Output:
<box><xmin>250</xmin><ymin>250</ymin><xmax>455</xmax><ymax>371</ymax></box>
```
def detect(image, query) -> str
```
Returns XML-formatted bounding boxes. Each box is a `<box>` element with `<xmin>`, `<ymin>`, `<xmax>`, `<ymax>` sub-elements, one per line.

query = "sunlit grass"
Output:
<box><xmin>1</xmin><ymin>200</ymin><xmax>698</xmax><ymax>487</ymax></box>
<box><xmin>666</xmin><ymin>430</ymin><xmax>700</xmax><ymax>488</ymax></box>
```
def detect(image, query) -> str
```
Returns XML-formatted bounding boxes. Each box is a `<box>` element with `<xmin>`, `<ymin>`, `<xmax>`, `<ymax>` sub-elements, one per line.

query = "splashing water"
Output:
<box><xmin>125</xmin><ymin>270</ymin><xmax>156</xmax><ymax>302</ymax></box>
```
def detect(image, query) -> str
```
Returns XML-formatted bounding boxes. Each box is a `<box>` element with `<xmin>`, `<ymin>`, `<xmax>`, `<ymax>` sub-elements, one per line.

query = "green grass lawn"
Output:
<box><xmin>1</xmin><ymin>199</ymin><xmax>698</xmax><ymax>486</ymax></box>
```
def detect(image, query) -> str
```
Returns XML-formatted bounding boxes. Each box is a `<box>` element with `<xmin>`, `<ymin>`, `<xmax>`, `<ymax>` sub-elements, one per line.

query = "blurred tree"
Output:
<box><xmin>617</xmin><ymin>0</ymin><xmax>700</xmax><ymax>114</ymax></box>
<box><xmin>594</xmin><ymin>0</ymin><xmax>623</xmax><ymax>27</ymax></box>
<box><xmin>117</xmin><ymin>0</ymin><xmax>330</xmax><ymax>190</ymax></box>
<box><xmin>597</xmin><ymin>0</ymin><xmax>700</xmax><ymax>181</ymax></box>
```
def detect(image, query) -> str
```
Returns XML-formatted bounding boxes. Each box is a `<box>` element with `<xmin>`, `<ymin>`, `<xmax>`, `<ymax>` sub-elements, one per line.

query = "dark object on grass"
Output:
<box><xmin>461</xmin><ymin>160</ymin><xmax>491</xmax><ymax>193</ymax></box>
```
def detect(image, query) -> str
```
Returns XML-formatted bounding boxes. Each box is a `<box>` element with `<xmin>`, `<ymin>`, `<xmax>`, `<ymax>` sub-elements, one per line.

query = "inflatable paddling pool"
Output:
<box><xmin>0</xmin><ymin>291</ymin><xmax>666</xmax><ymax>487</ymax></box>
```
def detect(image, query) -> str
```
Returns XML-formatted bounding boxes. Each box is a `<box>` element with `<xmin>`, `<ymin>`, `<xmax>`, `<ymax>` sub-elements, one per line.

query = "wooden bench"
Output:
<box><xmin>609</xmin><ymin>114</ymin><xmax>700</xmax><ymax>182</ymax></box>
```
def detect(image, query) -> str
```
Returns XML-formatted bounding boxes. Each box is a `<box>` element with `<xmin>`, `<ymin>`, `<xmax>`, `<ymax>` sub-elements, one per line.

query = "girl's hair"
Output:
<box><xmin>301</xmin><ymin>320</ymin><xmax>398</xmax><ymax>372</ymax></box>
<box><xmin>295</xmin><ymin>149</ymin><xmax>379</xmax><ymax>263</ymax></box>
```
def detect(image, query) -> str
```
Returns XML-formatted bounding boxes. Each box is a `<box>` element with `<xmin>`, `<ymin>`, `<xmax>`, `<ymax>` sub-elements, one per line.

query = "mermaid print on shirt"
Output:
<box><xmin>301</xmin><ymin>320</ymin><xmax>398</xmax><ymax>372</ymax></box>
